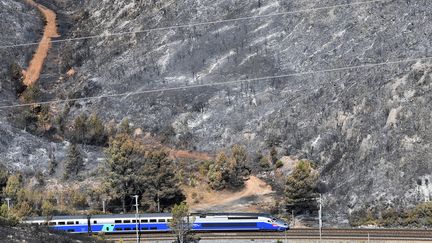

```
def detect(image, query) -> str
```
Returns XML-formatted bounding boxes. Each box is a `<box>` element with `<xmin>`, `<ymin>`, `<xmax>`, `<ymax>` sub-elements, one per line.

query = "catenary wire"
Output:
<box><xmin>0</xmin><ymin>55</ymin><xmax>430</xmax><ymax>109</ymax></box>
<box><xmin>0</xmin><ymin>0</ymin><xmax>390</xmax><ymax>49</ymax></box>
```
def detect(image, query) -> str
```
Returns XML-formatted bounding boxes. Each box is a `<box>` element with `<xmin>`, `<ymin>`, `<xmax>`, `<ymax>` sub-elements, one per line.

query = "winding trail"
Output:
<box><xmin>23</xmin><ymin>0</ymin><xmax>60</xmax><ymax>86</ymax></box>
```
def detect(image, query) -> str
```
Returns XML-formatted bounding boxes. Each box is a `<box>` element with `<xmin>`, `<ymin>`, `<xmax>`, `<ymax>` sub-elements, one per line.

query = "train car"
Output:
<box><xmin>191</xmin><ymin>213</ymin><xmax>288</xmax><ymax>231</ymax></box>
<box><xmin>24</xmin><ymin>213</ymin><xmax>288</xmax><ymax>233</ymax></box>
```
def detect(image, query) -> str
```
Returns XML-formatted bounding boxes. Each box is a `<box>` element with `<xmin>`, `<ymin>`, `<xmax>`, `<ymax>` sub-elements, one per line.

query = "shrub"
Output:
<box><xmin>259</xmin><ymin>156</ymin><xmax>270</xmax><ymax>169</ymax></box>
<box><xmin>21</xmin><ymin>85</ymin><xmax>40</xmax><ymax>103</ymax></box>
<box><xmin>275</xmin><ymin>160</ymin><xmax>284</xmax><ymax>169</ymax></box>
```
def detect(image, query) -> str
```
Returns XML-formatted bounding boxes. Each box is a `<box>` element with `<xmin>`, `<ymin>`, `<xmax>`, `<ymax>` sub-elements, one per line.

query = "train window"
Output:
<box><xmin>75</xmin><ymin>221</ymin><xmax>79</xmax><ymax>224</ymax></box>
<box><xmin>93</xmin><ymin>220</ymin><xmax>97</xmax><ymax>224</ymax></box>
<box><xmin>115</xmin><ymin>220</ymin><xmax>121</xmax><ymax>223</ymax></box>
<box><xmin>67</xmin><ymin>221</ymin><xmax>74</xmax><ymax>225</ymax></box>
<box><xmin>150</xmin><ymin>227</ymin><xmax>157</xmax><ymax>230</ymax></box>
<box><xmin>58</xmin><ymin>222</ymin><xmax>66</xmax><ymax>225</ymax></box>
<box><xmin>132</xmin><ymin>220</ymin><xmax>136</xmax><ymax>223</ymax></box>
<box><xmin>123</xmin><ymin>220</ymin><xmax>131</xmax><ymax>223</ymax></box>
<box><xmin>167</xmin><ymin>219</ymin><xmax>172</xmax><ymax>222</ymax></box>
<box><xmin>158</xmin><ymin>219</ymin><xmax>165</xmax><ymax>222</ymax></box>
<box><xmin>141</xmin><ymin>219</ymin><xmax>148</xmax><ymax>223</ymax></box>
<box><xmin>149</xmin><ymin>219</ymin><xmax>156</xmax><ymax>222</ymax></box>
<box><xmin>228</xmin><ymin>216</ymin><xmax>258</xmax><ymax>220</ymax></box>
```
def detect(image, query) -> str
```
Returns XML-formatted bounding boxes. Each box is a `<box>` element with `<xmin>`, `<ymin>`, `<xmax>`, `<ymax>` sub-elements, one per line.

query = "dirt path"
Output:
<box><xmin>186</xmin><ymin>176</ymin><xmax>274</xmax><ymax>212</ymax></box>
<box><xmin>23</xmin><ymin>0</ymin><xmax>60</xmax><ymax>86</ymax></box>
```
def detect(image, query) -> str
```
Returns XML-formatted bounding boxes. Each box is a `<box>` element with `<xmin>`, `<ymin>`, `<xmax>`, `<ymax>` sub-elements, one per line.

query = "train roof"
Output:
<box><xmin>191</xmin><ymin>212</ymin><xmax>271</xmax><ymax>217</ymax></box>
<box><xmin>25</xmin><ymin>213</ymin><xmax>172</xmax><ymax>221</ymax></box>
<box><xmin>25</xmin><ymin>212</ymin><xmax>273</xmax><ymax>221</ymax></box>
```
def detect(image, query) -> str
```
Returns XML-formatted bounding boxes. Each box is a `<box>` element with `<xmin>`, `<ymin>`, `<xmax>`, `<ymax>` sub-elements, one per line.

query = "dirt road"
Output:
<box><xmin>23</xmin><ymin>0</ymin><xmax>60</xmax><ymax>86</ymax></box>
<box><xmin>186</xmin><ymin>176</ymin><xmax>274</xmax><ymax>212</ymax></box>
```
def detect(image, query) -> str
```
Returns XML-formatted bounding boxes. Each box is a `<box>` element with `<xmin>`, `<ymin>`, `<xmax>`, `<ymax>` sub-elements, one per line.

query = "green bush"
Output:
<box><xmin>259</xmin><ymin>156</ymin><xmax>270</xmax><ymax>169</ymax></box>
<box><xmin>275</xmin><ymin>160</ymin><xmax>284</xmax><ymax>169</ymax></box>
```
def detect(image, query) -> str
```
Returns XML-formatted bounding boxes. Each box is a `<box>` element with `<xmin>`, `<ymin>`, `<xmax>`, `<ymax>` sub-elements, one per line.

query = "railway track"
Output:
<box><xmin>105</xmin><ymin>228</ymin><xmax>432</xmax><ymax>242</ymax></box>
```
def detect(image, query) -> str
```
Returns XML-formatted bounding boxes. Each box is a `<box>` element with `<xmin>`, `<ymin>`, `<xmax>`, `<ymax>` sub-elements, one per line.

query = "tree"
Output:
<box><xmin>104</xmin><ymin>134</ymin><xmax>145</xmax><ymax>213</ymax></box>
<box><xmin>48</xmin><ymin>153</ymin><xmax>58</xmax><ymax>176</ymax></box>
<box><xmin>140</xmin><ymin>150</ymin><xmax>185</xmax><ymax>212</ymax></box>
<box><xmin>63</xmin><ymin>143</ymin><xmax>84</xmax><ymax>180</ymax></box>
<box><xmin>86</xmin><ymin>113</ymin><xmax>107</xmax><ymax>145</ymax></box>
<box><xmin>0</xmin><ymin>203</ymin><xmax>8</xmax><ymax>218</ymax></box>
<box><xmin>0</xmin><ymin>166</ymin><xmax>9</xmax><ymax>194</ymax></box>
<box><xmin>4</xmin><ymin>174</ymin><xmax>23</xmax><ymax>201</ymax></box>
<box><xmin>207</xmin><ymin>145</ymin><xmax>250</xmax><ymax>190</ymax></box>
<box><xmin>71</xmin><ymin>113</ymin><xmax>87</xmax><ymax>143</ymax></box>
<box><xmin>170</xmin><ymin>202</ymin><xmax>196</xmax><ymax>243</ymax></box>
<box><xmin>41</xmin><ymin>199</ymin><xmax>55</xmax><ymax>217</ymax></box>
<box><xmin>270</xmin><ymin>146</ymin><xmax>278</xmax><ymax>164</ymax></box>
<box><xmin>10</xmin><ymin>63</ymin><xmax>26</xmax><ymax>95</ymax></box>
<box><xmin>21</xmin><ymin>84</ymin><xmax>39</xmax><ymax>103</ymax></box>
<box><xmin>228</xmin><ymin>145</ymin><xmax>250</xmax><ymax>188</ymax></box>
<box><xmin>35</xmin><ymin>171</ymin><xmax>44</xmax><ymax>186</ymax></box>
<box><xmin>284</xmin><ymin>160</ymin><xmax>319</xmax><ymax>212</ymax></box>
<box><xmin>12</xmin><ymin>200</ymin><xmax>33</xmax><ymax>218</ymax></box>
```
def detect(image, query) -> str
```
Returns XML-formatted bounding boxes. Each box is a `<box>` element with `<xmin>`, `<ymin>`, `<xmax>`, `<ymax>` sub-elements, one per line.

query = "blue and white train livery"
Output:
<box><xmin>24</xmin><ymin>213</ymin><xmax>289</xmax><ymax>233</ymax></box>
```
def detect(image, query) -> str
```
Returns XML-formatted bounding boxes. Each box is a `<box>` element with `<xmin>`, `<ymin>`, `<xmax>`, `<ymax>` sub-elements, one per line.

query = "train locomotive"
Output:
<box><xmin>24</xmin><ymin>213</ymin><xmax>289</xmax><ymax>233</ymax></box>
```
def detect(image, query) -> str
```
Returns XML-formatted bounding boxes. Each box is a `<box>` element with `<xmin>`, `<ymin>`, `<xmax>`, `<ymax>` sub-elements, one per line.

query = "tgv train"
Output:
<box><xmin>24</xmin><ymin>213</ymin><xmax>289</xmax><ymax>233</ymax></box>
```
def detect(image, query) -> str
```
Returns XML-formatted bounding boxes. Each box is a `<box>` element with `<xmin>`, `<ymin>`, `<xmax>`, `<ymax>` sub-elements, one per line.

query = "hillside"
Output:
<box><xmin>0</xmin><ymin>0</ymin><xmax>432</xmax><ymax>225</ymax></box>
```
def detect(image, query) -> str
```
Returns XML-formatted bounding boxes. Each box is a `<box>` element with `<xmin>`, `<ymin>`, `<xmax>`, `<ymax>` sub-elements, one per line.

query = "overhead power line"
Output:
<box><xmin>0</xmin><ymin>55</ymin><xmax>430</xmax><ymax>110</ymax></box>
<box><xmin>0</xmin><ymin>0</ymin><xmax>390</xmax><ymax>49</ymax></box>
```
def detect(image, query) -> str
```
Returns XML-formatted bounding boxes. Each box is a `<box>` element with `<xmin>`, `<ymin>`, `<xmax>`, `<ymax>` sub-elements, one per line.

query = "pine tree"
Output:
<box><xmin>228</xmin><ymin>145</ymin><xmax>250</xmax><ymax>188</ymax></box>
<box><xmin>63</xmin><ymin>144</ymin><xmax>84</xmax><ymax>180</ymax></box>
<box><xmin>140</xmin><ymin>150</ymin><xmax>185</xmax><ymax>212</ymax></box>
<box><xmin>71</xmin><ymin>113</ymin><xmax>87</xmax><ymax>143</ymax></box>
<box><xmin>86</xmin><ymin>113</ymin><xmax>107</xmax><ymax>145</ymax></box>
<box><xmin>270</xmin><ymin>146</ymin><xmax>278</xmax><ymax>164</ymax></box>
<box><xmin>284</xmin><ymin>160</ymin><xmax>319</xmax><ymax>212</ymax></box>
<box><xmin>207</xmin><ymin>145</ymin><xmax>250</xmax><ymax>190</ymax></box>
<box><xmin>104</xmin><ymin>134</ymin><xmax>145</xmax><ymax>213</ymax></box>
<box><xmin>48</xmin><ymin>156</ymin><xmax>58</xmax><ymax>176</ymax></box>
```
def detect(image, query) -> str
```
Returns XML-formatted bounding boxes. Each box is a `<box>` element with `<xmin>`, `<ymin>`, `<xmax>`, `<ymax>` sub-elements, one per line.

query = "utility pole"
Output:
<box><xmin>133</xmin><ymin>195</ymin><xmax>140</xmax><ymax>243</ymax></box>
<box><xmin>318</xmin><ymin>194</ymin><xmax>322</xmax><ymax>242</ymax></box>
<box><xmin>5</xmin><ymin>198</ymin><xmax>11</xmax><ymax>209</ymax></box>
